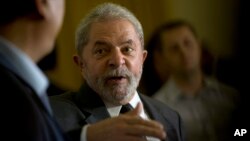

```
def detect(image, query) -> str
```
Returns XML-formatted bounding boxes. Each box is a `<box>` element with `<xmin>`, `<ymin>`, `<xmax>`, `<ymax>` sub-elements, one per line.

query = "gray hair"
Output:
<box><xmin>75</xmin><ymin>2</ymin><xmax>144</xmax><ymax>55</ymax></box>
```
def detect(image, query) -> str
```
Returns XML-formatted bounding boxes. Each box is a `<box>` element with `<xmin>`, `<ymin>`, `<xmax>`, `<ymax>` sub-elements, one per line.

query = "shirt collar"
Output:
<box><xmin>155</xmin><ymin>76</ymin><xmax>220</xmax><ymax>102</ymax></box>
<box><xmin>0</xmin><ymin>36</ymin><xmax>48</xmax><ymax>97</ymax></box>
<box><xmin>154</xmin><ymin>78</ymin><xmax>182</xmax><ymax>102</ymax></box>
<box><xmin>105</xmin><ymin>91</ymin><xmax>147</xmax><ymax>118</ymax></box>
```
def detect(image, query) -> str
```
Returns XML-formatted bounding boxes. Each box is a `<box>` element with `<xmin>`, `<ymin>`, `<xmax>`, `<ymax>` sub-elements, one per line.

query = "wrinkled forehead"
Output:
<box><xmin>88</xmin><ymin>19</ymin><xmax>141</xmax><ymax>44</ymax></box>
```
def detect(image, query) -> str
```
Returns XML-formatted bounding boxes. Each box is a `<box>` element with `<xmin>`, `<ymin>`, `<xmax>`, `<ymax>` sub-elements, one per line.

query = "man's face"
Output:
<box><xmin>160</xmin><ymin>26</ymin><xmax>201</xmax><ymax>76</ymax></box>
<box><xmin>78</xmin><ymin>19</ymin><xmax>147</xmax><ymax>105</ymax></box>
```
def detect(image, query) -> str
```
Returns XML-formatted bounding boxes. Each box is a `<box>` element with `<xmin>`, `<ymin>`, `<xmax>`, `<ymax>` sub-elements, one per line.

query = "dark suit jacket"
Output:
<box><xmin>0</xmin><ymin>59</ymin><xmax>69</xmax><ymax>141</ymax></box>
<box><xmin>50</xmin><ymin>84</ymin><xmax>186</xmax><ymax>141</ymax></box>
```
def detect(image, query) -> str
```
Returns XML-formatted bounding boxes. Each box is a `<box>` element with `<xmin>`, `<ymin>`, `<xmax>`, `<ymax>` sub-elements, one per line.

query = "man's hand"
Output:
<box><xmin>87</xmin><ymin>103</ymin><xmax>166</xmax><ymax>141</ymax></box>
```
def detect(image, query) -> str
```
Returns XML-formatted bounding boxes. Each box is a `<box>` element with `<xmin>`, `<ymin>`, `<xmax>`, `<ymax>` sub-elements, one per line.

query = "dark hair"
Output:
<box><xmin>150</xmin><ymin>20</ymin><xmax>198</xmax><ymax>52</ymax></box>
<box><xmin>0</xmin><ymin>0</ymin><xmax>37</xmax><ymax>25</ymax></box>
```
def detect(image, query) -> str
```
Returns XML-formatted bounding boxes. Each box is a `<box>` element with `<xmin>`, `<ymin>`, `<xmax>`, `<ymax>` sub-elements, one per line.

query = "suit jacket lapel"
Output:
<box><xmin>73</xmin><ymin>85</ymin><xmax>168</xmax><ymax>126</ymax></box>
<box><xmin>74</xmin><ymin>84</ymin><xmax>111</xmax><ymax>124</ymax></box>
<box><xmin>140</xmin><ymin>94</ymin><xmax>168</xmax><ymax>125</ymax></box>
<box><xmin>0</xmin><ymin>49</ymin><xmax>16</xmax><ymax>74</ymax></box>
<box><xmin>85</xmin><ymin>106</ymin><xmax>110</xmax><ymax>123</ymax></box>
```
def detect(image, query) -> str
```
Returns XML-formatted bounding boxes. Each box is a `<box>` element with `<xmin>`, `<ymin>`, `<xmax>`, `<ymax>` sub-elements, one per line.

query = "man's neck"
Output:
<box><xmin>173</xmin><ymin>70</ymin><xmax>203</xmax><ymax>96</ymax></box>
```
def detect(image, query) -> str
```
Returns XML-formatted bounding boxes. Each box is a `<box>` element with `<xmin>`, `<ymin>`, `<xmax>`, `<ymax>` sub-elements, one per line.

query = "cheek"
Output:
<box><xmin>165</xmin><ymin>57</ymin><xmax>179</xmax><ymax>70</ymax></box>
<box><xmin>52</xmin><ymin>0</ymin><xmax>65</xmax><ymax>30</ymax></box>
<box><xmin>191</xmin><ymin>50</ymin><xmax>201</xmax><ymax>63</ymax></box>
<box><xmin>83</xmin><ymin>61</ymin><xmax>104</xmax><ymax>78</ymax></box>
<box><xmin>130</xmin><ymin>58</ymin><xmax>144</xmax><ymax>75</ymax></box>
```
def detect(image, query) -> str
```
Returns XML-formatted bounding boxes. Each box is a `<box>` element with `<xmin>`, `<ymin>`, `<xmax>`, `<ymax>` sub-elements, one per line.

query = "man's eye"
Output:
<box><xmin>169</xmin><ymin>45</ymin><xmax>178</xmax><ymax>51</ymax></box>
<box><xmin>123</xmin><ymin>47</ymin><xmax>133</xmax><ymax>53</ymax></box>
<box><xmin>95</xmin><ymin>48</ymin><xmax>106</xmax><ymax>55</ymax></box>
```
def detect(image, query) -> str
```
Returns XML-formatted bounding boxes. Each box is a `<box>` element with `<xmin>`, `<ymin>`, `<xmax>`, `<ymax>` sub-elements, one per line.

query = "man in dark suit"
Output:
<box><xmin>0</xmin><ymin>0</ymin><xmax>68</xmax><ymax>141</ymax></box>
<box><xmin>50</xmin><ymin>2</ymin><xmax>185</xmax><ymax>141</ymax></box>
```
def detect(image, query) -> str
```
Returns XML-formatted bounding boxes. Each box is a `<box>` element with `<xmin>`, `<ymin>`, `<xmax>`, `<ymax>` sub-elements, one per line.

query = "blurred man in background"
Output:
<box><xmin>150</xmin><ymin>20</ymin><xmax>239</xmax><ymax>141</ymax></box>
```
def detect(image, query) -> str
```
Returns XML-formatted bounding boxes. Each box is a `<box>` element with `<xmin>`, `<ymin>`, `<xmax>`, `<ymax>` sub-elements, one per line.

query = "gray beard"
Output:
<box><xmin>84</xmin><ymin>67</ymin><xmax>142</xmax><ymax>105</ymax></box>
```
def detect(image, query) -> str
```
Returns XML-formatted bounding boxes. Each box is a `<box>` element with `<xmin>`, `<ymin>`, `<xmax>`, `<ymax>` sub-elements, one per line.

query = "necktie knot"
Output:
<box><xmin>120</xmin><ymin>103</ymin><xmax>133</xmax><ymax>114</ymax></box>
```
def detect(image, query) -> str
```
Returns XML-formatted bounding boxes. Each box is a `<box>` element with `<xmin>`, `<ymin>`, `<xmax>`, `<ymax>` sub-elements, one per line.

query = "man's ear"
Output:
<box><xmin>73</xmin><ymin>55</ymin><xmax>84</xmax><ymax>72</ymax></box>
<box><xmin>35</xmin><ymin>0</ymin><xmax>48</xmax><ymax>18</ymax></box>
<box><xmin>142</xmin><ymin>50</ymin><xmax>148</xmax><ymax>63</ymax></box>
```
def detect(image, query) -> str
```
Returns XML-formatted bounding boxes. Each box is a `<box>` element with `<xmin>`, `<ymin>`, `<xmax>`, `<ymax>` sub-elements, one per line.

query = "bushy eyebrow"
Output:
<box><xmin>121</xmin><ymin>39</ymin><xmax>133</xmax><ymax>45</ymax></box>
<box><xmin>93</xmin><ymin>39</ymin><xmax>134</xmax><ymax>47</ymax></box>
<box><xmin>94</xmin><ymin>41</ymin><xmax>110</xmax><ymax>46</ymax></box>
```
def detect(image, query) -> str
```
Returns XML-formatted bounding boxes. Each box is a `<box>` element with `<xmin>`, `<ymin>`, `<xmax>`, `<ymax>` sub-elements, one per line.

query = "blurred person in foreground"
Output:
<box><xmin>50</xmin><ymin>3</ymin><xmax>185</xmax><ymax>141</ymax></box>
<box><xmin>38</xmin><ymin>45</ymin><xmax>67</xmax><ymax>96</ymax></box>
<box><xmin>151</xmin><ymin>20</ymin><xmax>239</xmax><ymax>141</ymax></box>
<box><xmin>0</xmin><ymin>0</ymin><xmax>69</xmax><ymax>141</ymax></box>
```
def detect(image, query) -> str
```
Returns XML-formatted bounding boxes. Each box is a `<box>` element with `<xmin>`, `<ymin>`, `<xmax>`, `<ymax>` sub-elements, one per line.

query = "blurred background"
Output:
<box><xmin>40</xmin><ymin>0</ymin><xmax>247</xmax><ymax>97</ymax></box>
<box><xmin>36</xmin><ymin>1</ymin><xmax>249</xmax><ymax>139</ymax></box>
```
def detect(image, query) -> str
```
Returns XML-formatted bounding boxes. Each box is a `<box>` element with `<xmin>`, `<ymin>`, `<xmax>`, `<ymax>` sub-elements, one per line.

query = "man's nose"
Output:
<box><xmin>108</xmin><ymin>49</ymin><xmax>125</xmax><ymax>68</ymax></box>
